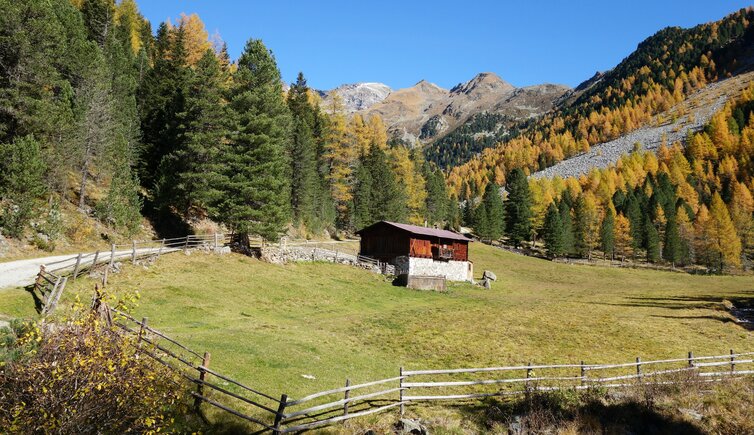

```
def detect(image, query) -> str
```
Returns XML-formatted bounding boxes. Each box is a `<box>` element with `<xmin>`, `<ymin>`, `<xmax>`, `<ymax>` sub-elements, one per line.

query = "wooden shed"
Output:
<box><xmin>355</xmin><ymin>221</ymin><xmax>471</xmax><ymax>263</ymax></box>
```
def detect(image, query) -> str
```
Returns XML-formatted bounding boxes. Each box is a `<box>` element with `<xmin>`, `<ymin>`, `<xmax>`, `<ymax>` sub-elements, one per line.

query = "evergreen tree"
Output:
<box><xmin>0</xmin><ymin>136</ymin><xmax>47</xmax><ymax>238</ymax></box>
<box><xmin>96</xmin><ymin>163</ymin><xmax>142</xmax><ymax>236</ymax></box>
<box><xmin>645</xmin><ymin>215</ymin><xmax>661</xmax><ymax>263</ymax></box>
<box><xmin>138</xmin><ymin>23</ymin><xmax>190</xmax><ymax>195</ymax></box>
<box><xmin>165</xmin><ymin>49</ymin><xmax>228</xmax><ymax>218</ymax></box>
<box><xmin>558</xmin><ymin>198</ymin><xmax>575</xmax><ymax>255</ymax></box>
<box><xmin>446</xmin><ymin>194</ymin><xmax>461</xmax><ymax>230</ymax></box>
<box><xmin>473</xmin><ymin>202</ymin><xmax>490</xmax><ymax>240</ymax></box>
<box><xmin>351</xmin><ymin>161</ymin><xmax>373</xmax><ymax>230</ymax></box>
<box><xmin>477</xmin><ymin>182</ymin><xmax>505</xmax><ymax>241</ymax></box>
<box><xmin>625</xmin><ymin>193</ymin><xmax>645</xmax><ymax>258</ymax></box>
<box><xmin>361</xmin><ymin>143</ymin><xmax>407</xmax><ymax>224</ymax></box>
<box><xmin>424</xmin><ymin>164</ymin><xmax>449</xmax><ymax>226</ymax></box>
<box><xmin>600</xmin><ymin>206</ymin><xmax>616</xmax><ymax>259</ymax></box>
<box><xmin>215</xmin><ymin>39</ymin><xmax>291</xmax><ymax>242</ymax></box>
<box><xmin>543</xmin><ymin>202</ymin><xmax>565</xmax><ymax>257</ymax></box>
<box><xmin>504</xmin><ymin>168</ymin><xmax>532</xmax><ymax>247</ymax></box>
<box><xmin>663</xmin><ymin>215</ymin><xmax>682</xmax><ymax>266</ymax></box>
<box><xmin>81</xmin><ymin>0</ymin><xmax>115</xmax><ymax>47</ymax></box>
<box><xmin>286</xmin><ymin>73</ymin><xmax>319</xmax><ymax>229</ymax></box>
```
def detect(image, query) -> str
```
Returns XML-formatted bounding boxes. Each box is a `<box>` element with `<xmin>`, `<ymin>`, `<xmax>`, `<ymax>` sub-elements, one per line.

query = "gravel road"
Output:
<box><xmin>0</xmin><ymin>247</ymin><xmax>174</xmax><ymax>289</ymax></box>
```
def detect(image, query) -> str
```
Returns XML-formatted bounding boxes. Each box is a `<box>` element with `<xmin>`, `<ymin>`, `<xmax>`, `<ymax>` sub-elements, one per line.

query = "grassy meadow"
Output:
<box><xmin>2</xmin><ymin>242</ymin><xmax>750</xmax><ymax>403</ymax></box>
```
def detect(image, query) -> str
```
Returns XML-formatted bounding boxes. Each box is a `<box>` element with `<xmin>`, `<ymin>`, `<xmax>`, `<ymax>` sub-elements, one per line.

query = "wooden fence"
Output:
<box><xmin>102</xmin><ymin>303</ymin><xmax>285</xmax><ymax>433</ymax></box>
<box><xmin>33</xmin><ymin>234</ymin><xmax>230</xmax><ymax>315</ymax></box>
<box><xmin>271</xmin><ymin>350</ymin><xmax>754</xmax><ymax>432</ymax></box>
<box><xmin>86</xmin><ymin>285</ymin><xmax>754</xmax><ymax>433</ymax></box>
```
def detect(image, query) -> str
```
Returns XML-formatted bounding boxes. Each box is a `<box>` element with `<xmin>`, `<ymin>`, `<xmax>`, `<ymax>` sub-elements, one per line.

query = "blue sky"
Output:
<box><xmin>138</xmin><ymin>1</ymin><xmax>752</xmax><ymax>91</ymax></box>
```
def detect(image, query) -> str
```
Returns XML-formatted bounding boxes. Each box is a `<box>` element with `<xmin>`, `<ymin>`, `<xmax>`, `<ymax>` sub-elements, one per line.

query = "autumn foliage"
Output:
<box><xmin>0</xmin><ymin>315</ymin><xmax>189</xmax><ymax>434</ymax></box>
<box><xmin>530</xmin><ymin>85</ymin><xmax>754</xmax><ymax>271</ymax></box>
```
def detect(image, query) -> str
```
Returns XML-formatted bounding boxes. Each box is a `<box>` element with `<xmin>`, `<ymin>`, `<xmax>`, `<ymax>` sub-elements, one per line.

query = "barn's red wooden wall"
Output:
<box><xmin>358</xmin><ymin>222</ymin><xmax>469</xmax><ymax>262</ymax></box>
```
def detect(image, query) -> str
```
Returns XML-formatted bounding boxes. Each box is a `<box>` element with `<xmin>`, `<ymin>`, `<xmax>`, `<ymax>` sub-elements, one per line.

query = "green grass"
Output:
<box><xmin>3</xmin><ymin>243</ymin><xmax>753</xmax><ymax>400</ymax></box>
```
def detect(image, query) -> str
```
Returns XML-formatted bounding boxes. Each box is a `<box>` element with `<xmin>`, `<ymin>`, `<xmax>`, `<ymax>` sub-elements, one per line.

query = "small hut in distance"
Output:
<box><xmin>356</xmin><ymin>221</ymin><xmax>473</xmax><ymax>289</ymax></box>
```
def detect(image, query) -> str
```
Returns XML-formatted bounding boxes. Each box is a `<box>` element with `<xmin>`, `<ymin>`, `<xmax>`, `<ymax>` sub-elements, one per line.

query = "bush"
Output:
<box><xmin>0</xmin><ymin>315</ymin><xmax>190</xmax><ymax>434</ymax></box>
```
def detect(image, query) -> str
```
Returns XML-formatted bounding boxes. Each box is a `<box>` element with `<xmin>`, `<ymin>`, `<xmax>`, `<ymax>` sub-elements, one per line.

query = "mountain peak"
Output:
<box><xmin>451</xmin><ymin>72</ymin><xmax>514</xmax><ymax>95</ymax></box>
<box><xmin>324</xmin><ymin>82</ymin><xmax>392</xmax><ymax>112</ymax></box>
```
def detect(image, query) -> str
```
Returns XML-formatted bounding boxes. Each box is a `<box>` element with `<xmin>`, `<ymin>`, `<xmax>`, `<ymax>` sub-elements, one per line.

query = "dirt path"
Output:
<box><xmin>0</xmin><ymin>248</ymin><xmax>175</xmax><ymax>289</ymax></box>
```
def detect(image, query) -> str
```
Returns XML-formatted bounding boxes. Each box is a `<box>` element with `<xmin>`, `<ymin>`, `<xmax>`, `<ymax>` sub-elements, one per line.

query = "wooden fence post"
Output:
<box><xmin>131</xmin><ymin>241</ymin><xmax>136</xmax><ymax>264</ymax></box>
<box><xmin>102</xmin><ymin>265</ymin><xmax>108</xmax><ymax>288</ymax></box>
<box><xmin>35</xmin><ymin>265</ymin><xmax>45</xmax><ymax>293</ymax></box>
<box><xmin>194</xmin><ymin>352</ymin><xmax>211</xmax><ymax>412</ymax></box>
<box><xmin>91</xmin><ymin>250</ymin><xmax>100</xmax><ymax>270</ymax></box>
<box><xmin>109</xmin><ymin>244</ymin><xmax>116</xmax><ymax>269</ymax></box>
<box><xmin>730</xmin><ymin>349</ymin><xmax>735</xmax><ymax>373</ymax></box>
<box><xmin>158</xmin><ymin>239</ymin><xmax>165</xmax><ymax>258</ymax></box>
<box><xmin>580</xmin><ymin>361</ymin><xmax>586</xmax><ymax>387</ymax></box>
<box><xmin>44</xmin><ymin>277</ymin><xmax>67</xmax><ymax>315</ymax></box>
<box><xmin>72</xmin><ymin>253</ymin><xmax>83</xmax><ymax>280</ymax></box>
<box><xmin>399</xmin><ymin>366</ymin><xmax>405</xmax><ymax>416</ymax></box>
<box><xmin>42</xmin><ymin>276</ymin><xmax>62</xmax><ymax>313</ymax></box>
<box><xmin>688</xmin><ymin>351</ymin><xmax>694</xmax><ymax>368</ymax></box>
<box><xmin>137</xmin><ymin>317</ymin><xmax>148</xmax><ymax>350</ymax></box>
<box><xmin>343</xmin><ymin>379</ymin><xmax>351</xmax><ymax>416</ymax></box>
<box><xmin>636</xmin><ymin>357</ymin><xmax>642</xmax><ymax>381</ymax></box>
<box><xmin>214</xmin><ymin>233</ymin><xmax>219</xmax><ymax>251</ymax></box>
<box><xmin>526</xmin><ymin>362</ymin><xmax>533</xmax><ymax>391</ymax></box>
<box><xmin>273</xmin><ymin>394</ymin><xmax>288</xmax><ymax>434</ymax></box>
<box><xmin>184</xmin><ymin>236</ymin><xmax>190</xmax><ymax>249</ymax></box>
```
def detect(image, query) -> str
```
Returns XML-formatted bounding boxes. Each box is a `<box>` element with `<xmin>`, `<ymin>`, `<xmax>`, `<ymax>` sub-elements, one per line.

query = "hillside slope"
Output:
<box><xmin>531</xmin><ymin>70</ymin><xmax>754</xmax><ymax>179</ymax></box>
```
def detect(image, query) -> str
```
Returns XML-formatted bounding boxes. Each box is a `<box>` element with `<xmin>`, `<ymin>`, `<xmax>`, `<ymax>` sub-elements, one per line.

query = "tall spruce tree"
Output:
<box><xmin>287</xmin><ymin>73</ymin><xmax>319</xmax><ymax>230</ymax></box>
<box><xmin>215</xmin><ymin>39</ymin><xmax>291</xmax><ymax>242</ymax></box>
<box><xmin>165</xmin><ymin>49</ymin><xmax>229</xmax><ymax>218</ymax></box>
<box><xmin>504</xmin><ymin>168</ymin><xmax>532</xmax><ymax>247</ymax></box>
<box><xmin>543</xmin><ymin>202</ymin><xmax>565</xmax><ymax>257</ymax></box>
<box><xmin>138</xmin><ymin>23</ymin><xmax>190</xmax><ymax>196</ymax></box>
<box><xmin>645</xmin><ymin>215</ymin><xmax>661</xmax><ymax>263</ymax></box>
<box><xmin>478</xmin><ymin>182</ymin><xmax>505</xmax><ymax>241</ymax></box>
<box><xmin>663</xmin><ymin>215</ymin><xmax>682</xmax><ymax>266</ymax></box>
<box><xmin>361</xmin><ymin>143</ymin><xmax>406</xmax><ymax>225</ymax></box>
<box><xmin>600</xmin><ymin>206</ymin><xmax>616</xmax><ymax>259</ymax></box>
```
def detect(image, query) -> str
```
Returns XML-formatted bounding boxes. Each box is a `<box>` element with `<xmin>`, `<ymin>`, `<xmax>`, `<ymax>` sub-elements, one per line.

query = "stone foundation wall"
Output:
<box><xmin>259</xmin><ymin>246</ymin><xmax>368</xmax><ymax>268</ymax></box>
<box><xmin>394</xmin><ymin>256</ymin><xmax>471</xmax><ymax>282</ymax></box>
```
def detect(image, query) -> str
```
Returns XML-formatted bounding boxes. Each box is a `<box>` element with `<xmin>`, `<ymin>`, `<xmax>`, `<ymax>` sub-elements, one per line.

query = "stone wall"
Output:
<box><xmin>259</xmin><ymin>246</ymin><xmax>372</xmax><ymax>268</ymax></box>
<box><xmin>394</xmin><ymin>256</ymin><xmax>471</xmax><ymax>282</ymax></box>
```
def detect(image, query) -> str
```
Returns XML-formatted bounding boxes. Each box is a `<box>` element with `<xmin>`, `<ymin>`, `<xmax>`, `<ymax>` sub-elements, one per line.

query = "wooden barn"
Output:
<box><xmin>356</xmin><ymin>221</ymin><xmax>473</xmax><ymax>284</ymax></box>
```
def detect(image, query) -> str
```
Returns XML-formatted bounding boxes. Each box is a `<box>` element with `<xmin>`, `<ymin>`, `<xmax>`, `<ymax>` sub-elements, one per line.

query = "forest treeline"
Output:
<box><xmin>0</xmin><ymin>0</ymin><xmax>455</xmax><ymax>246</ymax></box>
<box><xmin>465</xmin><ymin>88</ymin><xmax>754</xmax><ymax>272</ymax></box>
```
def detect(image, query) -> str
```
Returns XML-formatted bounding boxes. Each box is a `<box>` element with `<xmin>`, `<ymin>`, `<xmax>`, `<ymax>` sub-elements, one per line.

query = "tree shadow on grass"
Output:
<box><xmin>454</xmin><ymin>393</ymin><xmax>704</xmax><ymax>435</ymax></box>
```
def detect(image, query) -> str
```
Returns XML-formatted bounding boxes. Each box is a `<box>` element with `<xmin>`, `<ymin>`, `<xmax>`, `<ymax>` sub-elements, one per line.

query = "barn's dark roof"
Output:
<box><xmin>356</xmin><ymin>221</ymin><xmax>472</xmax><ymax>242</ymax></box>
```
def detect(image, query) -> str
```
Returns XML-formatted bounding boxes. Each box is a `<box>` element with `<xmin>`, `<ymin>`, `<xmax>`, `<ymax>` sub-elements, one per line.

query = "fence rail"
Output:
<box><xmin>101</xmin><ymin>301</ymin><xmax>282</xmax><ymax>433</ymax></box>
<box><xmin>32</xmin><ymin>233</ymin><xmax>231</xmax><ymax>315</ymax></box>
